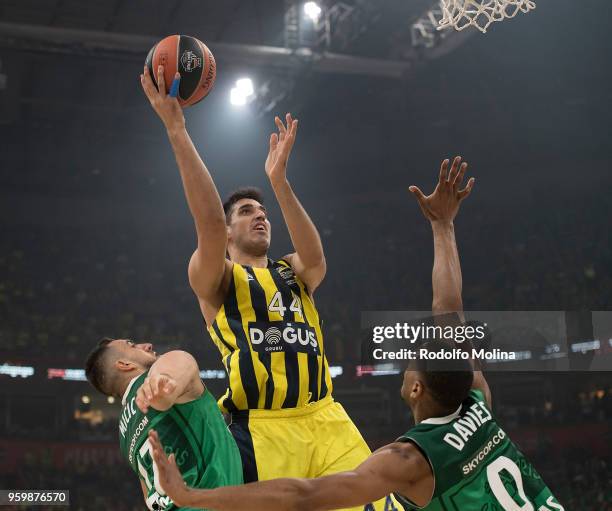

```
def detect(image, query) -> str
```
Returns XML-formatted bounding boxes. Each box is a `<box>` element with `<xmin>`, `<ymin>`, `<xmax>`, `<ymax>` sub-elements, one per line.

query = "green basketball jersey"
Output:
<box><xmin>118</xmin><ymin>372</ymin><xmax>243</xmax><ymax>511</ymax></box>
<box><xmin>394</xmin><ymin>390</ymin><xmax>564</xmax><ymax>511</ymax></box>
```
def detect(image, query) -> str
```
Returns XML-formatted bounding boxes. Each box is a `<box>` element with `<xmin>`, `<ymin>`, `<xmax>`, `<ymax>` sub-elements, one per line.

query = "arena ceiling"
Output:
<box><xmin>0</xmin><ymin>0</ymin><xmax>437</xmax><ymax>51</ymax></box>
<box><xmin>0</xmin><ymin>1</ymin><xmax>471</xmax><ymax>169</ymax></box>
<box><xmin>0</xmin><ymin>0</ymin><xmax>464</xmax><ymax>85</ymax></box>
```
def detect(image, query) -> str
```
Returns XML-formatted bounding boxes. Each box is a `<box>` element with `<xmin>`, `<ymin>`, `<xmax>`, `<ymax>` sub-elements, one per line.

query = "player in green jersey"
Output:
<box><xmin>84</xmin><ymin>340</ymin><xmax>243</xmax><ymax>510</ymax></box>
<box><xmin>144</xmin><ymin>156</ymin><xmax>564</xmax><ymax>511</ymax></box>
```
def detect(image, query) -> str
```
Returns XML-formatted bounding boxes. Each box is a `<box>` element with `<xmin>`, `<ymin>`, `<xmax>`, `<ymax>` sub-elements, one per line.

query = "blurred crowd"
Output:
<box><xmin>5</xmin><ymin>457</ymin><xmax>141</xmax><ymax>511</ymax></box>
<box><xmin>1</xmin><ymin>187</ymin><xmax>611</xmax><ymax>364</ymax></box>
<box><xmin>537</xmin><ymin>448</ymin><xmax>612</xmax><ymax>511</ymax></box>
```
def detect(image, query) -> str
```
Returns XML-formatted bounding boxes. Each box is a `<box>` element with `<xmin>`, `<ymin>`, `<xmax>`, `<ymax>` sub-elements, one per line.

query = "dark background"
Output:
<box><xmin>0</xmin><ymin>0</ymin><xmax>610</xmax><ymax>509</ymax></box>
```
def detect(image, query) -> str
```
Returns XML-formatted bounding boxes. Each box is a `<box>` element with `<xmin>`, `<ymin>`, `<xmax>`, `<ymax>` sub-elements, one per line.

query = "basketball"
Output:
<box><xmin>145</xmin><ymin>35</ymin><xmax>216</xmax><ymax>107</ymax></box>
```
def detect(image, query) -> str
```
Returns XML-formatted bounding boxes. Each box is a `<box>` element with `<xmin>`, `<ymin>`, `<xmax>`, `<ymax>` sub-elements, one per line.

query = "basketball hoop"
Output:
<box><xmin>438</xmin><ymin>0</ymin><xmax>536</xmax><ymax>33</ymax></box>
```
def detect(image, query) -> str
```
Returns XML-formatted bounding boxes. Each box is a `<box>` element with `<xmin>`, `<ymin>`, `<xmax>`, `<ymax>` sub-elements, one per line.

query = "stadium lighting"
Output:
<box><xmin>304</xmin><ymin>2</ymin><xmax>322</xmax><ymax>22</ymax></box>
<box><xmin>230</xmin><ymin>88</ymin><xmax>247</xmax><ymax>106</ymax></box>
<box><xmin>81</xmin><ymin>395</ymin><xmax>91</xmax><ymax>404</ymax></box>
<box><xmin>230</xmin><ymin>77</ymin><xmax>255</xmax><ymax>106</ymax></box>
<box><xmin>0</xmin><ymin>363</ymin><xmax>34</xmax><ymax>378</ymax></box>
<box><xmin>236</xmin><ymin>78</ymin><xmax>254</xmax><ymax>96</ymax></box>
<box><xmin>107</xmin><ymin>396</ymin><xmax>115</xmax><ymax>404</ymax></box>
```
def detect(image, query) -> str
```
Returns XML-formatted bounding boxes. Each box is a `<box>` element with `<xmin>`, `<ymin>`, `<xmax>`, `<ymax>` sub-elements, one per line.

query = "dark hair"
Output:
<box><xmin>223</xmin><ymin>187</ymin><xmax>265</xmax><ymax>224</ymax></box>
<box><xmin>85</xmin><ymin>337</ymin><xmax>116</xmax><ymax>396</ymax></box>
<box><xmin>415</xmin><ymin>341</ymin><xmax>474</xmax><ymax>411</ymax></box>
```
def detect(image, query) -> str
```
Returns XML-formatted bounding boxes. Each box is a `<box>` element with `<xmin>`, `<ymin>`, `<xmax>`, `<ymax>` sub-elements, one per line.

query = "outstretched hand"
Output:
<box><xmin>135</xmin><ymin>373</ymin><xmax>177</xmax><ymax>414</ymax></box>
<box><xmin>265</xmin><ymin>113</ymin><xmax>298</xmax><ymax>186</ymax></box>
<box><xmin>409</xmin><ymin>156</ymin><xmax>475</xmax><ymax>224</ymax></box>
<box><xmin>140</xmin><ymin>65</ymin><xmax>185</xmax><ymax>132</ymax></box>
<box><xmin>148</xmin><ymin>430</ymin><xmax>192</xmax><ymax>508</ymax></box>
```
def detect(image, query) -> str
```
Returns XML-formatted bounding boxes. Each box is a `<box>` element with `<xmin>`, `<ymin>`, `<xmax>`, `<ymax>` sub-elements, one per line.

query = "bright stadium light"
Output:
<box><xmin>230</xmin><ymin>77</ymin><xmax>255</xmax><ymax>106</ymax></box>
<box><xmin>304</xmin><ymin>2</ymin><xmax>322</xmax><ymax>22</ymax></box>
<box><xmin>236</xmin><ymin>78</ymin><xmax>254</xmax><ymax>96</ymax></box>
<box><xmin>81</xmin><ymin>395</ymin><xmax>91</xmax><ymax>404</ymax></box>
<box><xmin>230</xmin><ymin>87</ymin><xmax>247</xmax><ymax>106</ymax></box>
<box><xmin>107</xmin><ymin>396</ymin><xmax>115</xmax><ymax>404</ymax></box>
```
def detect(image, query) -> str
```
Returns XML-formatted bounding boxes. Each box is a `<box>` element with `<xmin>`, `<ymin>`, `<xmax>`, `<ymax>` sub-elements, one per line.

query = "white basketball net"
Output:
<box><xmin>438</xmin><ymin>0</ymin><xmax>536</xmax><ymax>33</ymax></box>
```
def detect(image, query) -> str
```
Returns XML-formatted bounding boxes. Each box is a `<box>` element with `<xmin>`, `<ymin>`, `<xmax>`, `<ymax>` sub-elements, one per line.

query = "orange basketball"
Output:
<box><xmin>145</xmin><ymin>35</ymin><xmax>216</xmax><ymax>107</ymax></box>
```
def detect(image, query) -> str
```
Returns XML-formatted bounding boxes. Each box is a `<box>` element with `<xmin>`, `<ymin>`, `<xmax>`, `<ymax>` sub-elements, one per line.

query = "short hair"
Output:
<box><xmin>85</xmin><ymin>337</ymin><xmax>117</xmax><ymax>396</ymax></box>
<box><xmin>415</xmin><ymin>341</ymin><xmax>474</xmax><ymax>411</ymax></box>
<box><xmin>223</xmin><ymin>187</ymin><xmax>265</xmax><ymax>224</ymax></box>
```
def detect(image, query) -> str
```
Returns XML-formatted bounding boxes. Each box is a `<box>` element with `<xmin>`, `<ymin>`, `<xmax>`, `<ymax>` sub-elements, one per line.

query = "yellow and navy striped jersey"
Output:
<box><xmin>208</xmin><ymin>259</ymin><xmax>333</xmax><ymax>412</ymax></box>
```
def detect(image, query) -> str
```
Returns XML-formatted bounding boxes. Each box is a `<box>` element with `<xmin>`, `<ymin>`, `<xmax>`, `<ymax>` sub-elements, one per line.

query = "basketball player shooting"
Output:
<box><xmin>140</xmin><ymin>65</ymin><xmax>395</xmax><ymax>511</ymax></box>
<box><xmin>146</xmin><ymin>157</ymin><xmax>564</xmax><ymax>511</ymax></box>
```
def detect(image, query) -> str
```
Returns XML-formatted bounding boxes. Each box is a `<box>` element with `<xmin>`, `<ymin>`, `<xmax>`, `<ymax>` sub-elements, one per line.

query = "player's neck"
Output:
<box><xmin>229</xmin><ymin>249</ymin><xmax>268</xmax><ymax>268</ymax></box>
<box><xmin>117</xmin><ymin>370</ymin><xmax>144</xmax><ymax>400</ymax></box>
<box><xmin>414</xmin><ymin>401</ymin><xmax>458</xmax><ymax>424</ymax></box>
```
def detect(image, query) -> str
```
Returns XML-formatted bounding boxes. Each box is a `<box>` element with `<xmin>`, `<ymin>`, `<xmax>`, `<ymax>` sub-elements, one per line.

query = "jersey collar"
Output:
<box><xmin>121</xmin><ymin>375</ymin><xmax>141</xmax><ymax>406</ymax></box>
<box><xmin>419</xmin><ymin>404</ymin><xmax>462</xmax><ymax>425</ymax></box>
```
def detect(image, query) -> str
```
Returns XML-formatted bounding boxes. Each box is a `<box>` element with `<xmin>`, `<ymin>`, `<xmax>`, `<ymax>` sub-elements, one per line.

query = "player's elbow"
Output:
<box><xmin>304</xmin><ymin>257</ymin><xmax>327</xmax><ymax>291</ymax></box>
<box><xmin>316</xmin><ymin>256</ymin><xmax>327</xmax><ymax>279</ymax></box>
<box><xmin>187</xmin><ymin>250</ymin><xmax>225</xmax><ymax>300</ymax></box>
<box><xmin>158</xmin><ymin>350</ymin><xmax>200</xmax><ymax>378</ymax></box>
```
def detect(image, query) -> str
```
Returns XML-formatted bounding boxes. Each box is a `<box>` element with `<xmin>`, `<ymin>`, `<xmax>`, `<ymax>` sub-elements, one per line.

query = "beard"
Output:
<box><xmin>234</xmin><ymin>234</ymin><xmax>270</xmax><ymax>257</ymax></box>
<box><xmin>142</xmin><ymin>357</ymin><xmax>156</xmax><ymax>370</ymax></box>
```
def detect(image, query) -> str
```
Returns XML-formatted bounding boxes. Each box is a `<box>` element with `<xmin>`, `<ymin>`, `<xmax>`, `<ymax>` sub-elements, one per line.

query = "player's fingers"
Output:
<box><xmin>453</xmin><ymin>162</ymin><xmax>468</xmax><ymax>188</ymax></box>
<box><xmin>141</xmin><ymin>378</ymin><xmax>152</xmax><ymax>400</ymax></box>
<box><xmin>146</xmin><ymin>378</ymin><xmax>156</xmax><ymax>400</ymax></box>
<box><xmin>149</xmin><ymin>431</ymin><xmax>167</xmax><ymax>459</ymax></box>
<box><xmin>149</xmin><ymin>429</ymin><xmax>161</xmax><ymax>448</ymax></box>
<box><xmin>448</xmin><ymin>156</ymin><xmax>462</xmax><ymax>182</ymax></box>
<box><xmin>151</xmin><ymin>446</ymin><xmax>162</xmax><ymax>467</ymax></box>
<box><xmin>152</xmin><ymin>442</ymin><xmax>164</xmax><ymax>462</ymax></box>
<box><xmin>135</xmin><ymin>393</ymin><xmax>148</xmax><ymax>413</ymax></box>
<box><xmin>409</xmin><ymin>186</ymin><xmax>432</xmax><ymax>218</ymax></box>
<box><xmin>154</xmin><ymin>376</ymin><xmax>168</xmax><ymax>396</ymax></box>
<box><xmin>284</xmin><ymin>121</ymin><xmax>298</xmax><ymax>150</ymax></box>
<box><xmin>169</xmin><ymin>453</ymin><xmax>178</xmax><ymax>468</ymax></box>
<box><xmin>151</xmin><ymin>445</ymin><xmax>166</xmax><ymax>472</ymax></box>
<box><xmin>141</xmin><ymin>66</ymin><xmax>157</xmax><ymax>99</ymax></box>
<box><xmin>409</xmin><ymin>185</ymin><xmax>427</xmax><ymax>204</ymax></box>
<box><xmin>149</xmin><ymin>432</ymin><xmax>159</xmax><ymax>451</ymax></box>
<box><xmin>290</xmin><ymin>119</ymin><xmax>298</xmax><ymax>139</ymax></box>
<box><xmin>275</xmin><ymin>116</ymin><xmax>287</xmax><ymax>134</ymax></box>
<box><xmin>439</xmin><ymin>159</ymin><xmax>450</xmax><ymax>183</ymax></box>
<box><xmin>269</xmin><ymin>133</ymin><xmax>278</xmax><ymax>153</ymax></box>
<box><xmin>458</xmin><ymin>177</ymin><xmax>475</xmax><ymax>200</ymax></box>
<box><xmin>147</xmin><ymin>378</ymin><xmax>157</xmax><ymax>400</ymax></box>
<box><xmin>157</xmin><ymin>65</ymin><xmax>166</xmax><ymax>98</ymax></box>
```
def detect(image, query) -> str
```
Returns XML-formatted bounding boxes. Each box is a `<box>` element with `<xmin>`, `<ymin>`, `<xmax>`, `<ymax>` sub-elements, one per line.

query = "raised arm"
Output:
<box><xmin>409</xmin><ymin>156</ymin><xmax>491</xmax><ymax>406</ymax></box>
<box><xmin>135</xmin><ymin>350</ymin><xmax>204</xmax><ymax>413</ymax></box>
<box><xmin>149</xmin><ymin>430</ymin><xmax>432</xmax><ymax>511</ymax></box>
<box><xmin>140</xmin><ymin>66</ymin><xmax>228</xmax><ymax>304</ymax></box>
<box><xmin>409</xmin><ymin>157</ymin><xmax>473</xmax><ymax>316</ymax></box>
<box><xmin>265</xmin><ymin>114</ymin><xmax>326</xmax><ymax>294</ymax></box>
